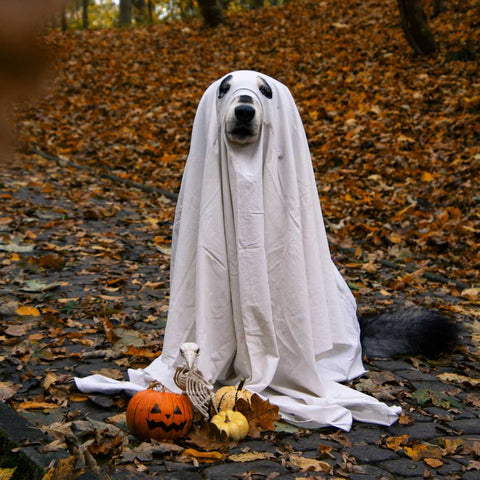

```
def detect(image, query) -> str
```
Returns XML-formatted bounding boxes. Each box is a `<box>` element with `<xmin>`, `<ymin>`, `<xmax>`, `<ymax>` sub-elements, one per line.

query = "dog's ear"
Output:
<box><xmin>218</xmin><ymin>74</ymin><xmax>233</xmax><ymax>99</ymax></box>
<box><xmin>257</xmin><ymin>76</ymin><xmax>272</xmax><ymax>99</ymax></box>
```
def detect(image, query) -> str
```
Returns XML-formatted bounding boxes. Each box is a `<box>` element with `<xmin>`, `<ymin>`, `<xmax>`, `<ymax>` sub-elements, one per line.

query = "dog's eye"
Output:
<box><xmin>257</xmin><ymin>77</ymin><xmax>273</xmax><ymax>99</ymax></box>
<box><xmin>218</xmin><ymin>74</ymin><xmax>232</xmax><ymax>99</ymax></box>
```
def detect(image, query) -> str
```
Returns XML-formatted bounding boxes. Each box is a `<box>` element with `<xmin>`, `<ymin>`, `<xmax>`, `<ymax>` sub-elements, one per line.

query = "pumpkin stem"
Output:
<box><xmin>237</xmin><ymin>378</ymin><xmax>246</xmax><ymax>392</ymax></box>
<box><xmin>224</xmin><ymin>412</ymin><xmax>231</xmax><ymax>423</ymax></box>
<box><xmin>148</xmin><ymin>381</ymin><xmax>165</xmax><ymax>392</ymax></box>
<box><xmin>234</xmin><ymin>378</ymin><xmax>246</xmax><ymax>411</ymax></box>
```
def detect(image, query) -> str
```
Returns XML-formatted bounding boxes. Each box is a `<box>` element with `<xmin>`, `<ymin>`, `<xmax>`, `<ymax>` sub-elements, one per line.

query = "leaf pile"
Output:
<box><xmin>13</xmin><ymin>0</ymin><xmax>479</xmax><ymax>299</ymax></box>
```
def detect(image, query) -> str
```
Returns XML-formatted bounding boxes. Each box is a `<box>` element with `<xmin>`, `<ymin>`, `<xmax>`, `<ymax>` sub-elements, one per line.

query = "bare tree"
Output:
<box><xmin>119</xmin><ymin>0</ymin><xmax>132</xmax><ymax>26</ymax></box>
<box><xmin>147</xmin><ymin>0</ymin><xmax>154</xmax><ymax>23</ymax></box>
<box><xmin>197</xmin><ymin>0</ymin><xmax>225</xmax><ymax>26</ymax></box>
<box><xmin>397</xmin><ymin>0</ymin><xmax>437</xmax><ymax>55</ymax></box>
<box><xmin>251</xmin><ymin>0</ymin><xmax>265</xmax><ymax>9</ymax></box>
<box><xmin>133</xmin><ymin>0</ymin><xmax>146</xmax><ymax>24</ymax></box>
<box><xmin>432</xmin><ymin>0</ymin><xmax>446</xmax><ymax>17</ymax></box>
<box><xmin>82</xmin><ymin>0</ymin><xmax>89</xmax><ymax>29</ymax></box>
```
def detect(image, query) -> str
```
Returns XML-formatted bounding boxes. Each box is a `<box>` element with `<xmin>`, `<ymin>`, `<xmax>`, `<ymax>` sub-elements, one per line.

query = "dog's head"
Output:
<box><xmin>217</xmin><ymin>73</ymin><xmax>273</xmax><ymax>145</ymax></box>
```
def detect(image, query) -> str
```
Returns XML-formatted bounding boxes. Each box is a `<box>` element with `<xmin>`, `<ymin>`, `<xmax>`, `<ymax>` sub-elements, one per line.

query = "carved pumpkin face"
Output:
<box><xmin>126</xmin><ymin>388</ymin><xmax>194</xmax><ymax>441</ymax></box>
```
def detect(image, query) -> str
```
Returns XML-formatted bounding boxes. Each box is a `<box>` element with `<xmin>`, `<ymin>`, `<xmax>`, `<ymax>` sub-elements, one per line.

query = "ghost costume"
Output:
<box><xmin>75</xmin><ymin>71</ymin><xmax>401</xmax><ymax>431</ymax></box>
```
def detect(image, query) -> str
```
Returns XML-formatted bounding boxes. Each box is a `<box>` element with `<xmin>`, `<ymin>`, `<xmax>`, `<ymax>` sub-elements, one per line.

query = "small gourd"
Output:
<box><xmin>214</xmin><ymin>381</ymin><xmax>253</xmax><ymax>411</ymax></box>
<box><xmin>210</xmin><ymin>410</ymin><xmax>249</xmax><ymax>441</ymax></box>
<box><xmin>126</xmin><ymin>383</ymin><xmax>194</xmax><ymax>441</ymax></box>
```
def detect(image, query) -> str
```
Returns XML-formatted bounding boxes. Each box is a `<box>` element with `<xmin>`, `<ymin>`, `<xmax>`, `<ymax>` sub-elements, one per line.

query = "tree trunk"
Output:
<box><xmin>147</xmin><ymin>0</ymin><xmax>153</xmax><ymax>23</ymax></box>
<box><xmin>82</xmin><ymin>0</ymin><xmax>89</xmax><ymax>29</ymax></box>
<box><xmin>61</xmin><ymin>2</ymin><xmax>68</xmax><ymax>31</ymax></box>
<box><xmin>397</xmin><ymin>0</ymin><xmax>437</xmax><ymax>55</ymax></box>
<box><xmin>197</xmin><ymin>0</ymin><xmax>225</xmax><ymax>27</ymax></box>
<box><xmin>119</xmin><ymin>0</ymin><xmax>133</xmax><ymax>26</ymax></box>
<box><xmin>133</xmin><ymin>0</ymin><xmax>146</xmax><ymax>24</ymax></box>
<box><xmin>251</xmin><ymin>0</ymin><xmax>264</xmax><ymax>9</ymax></box>
<box><xmin>432</xmin><ymin>0</ymin><xmax>446</xmax><ymax>17</ymax></box>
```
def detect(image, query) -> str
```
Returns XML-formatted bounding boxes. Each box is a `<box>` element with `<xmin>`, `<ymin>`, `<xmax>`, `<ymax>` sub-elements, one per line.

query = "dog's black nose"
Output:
<box><xmin>235</xmin><ymin>104</ymin><xmax>255</xmax><ymax>122</ymax></box>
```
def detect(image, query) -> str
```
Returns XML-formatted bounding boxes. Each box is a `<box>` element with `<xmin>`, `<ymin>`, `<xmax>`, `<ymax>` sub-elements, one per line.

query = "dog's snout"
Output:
<box><xmin>235</xmin><ymin>104</ymin><xmax>255</xmax><ymax>122</ymax></box>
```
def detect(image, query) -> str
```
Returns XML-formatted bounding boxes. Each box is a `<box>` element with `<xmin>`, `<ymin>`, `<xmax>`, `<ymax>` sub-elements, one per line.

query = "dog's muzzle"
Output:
<box><xmin>225</xmin><ymin>94</ymin><xmax>262</xmax><ymax>145</ymax></box>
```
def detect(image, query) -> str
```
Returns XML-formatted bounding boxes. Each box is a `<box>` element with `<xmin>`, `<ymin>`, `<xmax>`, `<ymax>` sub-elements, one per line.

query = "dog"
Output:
<box><xmin>218</xmin><ymin>72</ymin><xmax>458</xmax><ymax>359</ymax></box>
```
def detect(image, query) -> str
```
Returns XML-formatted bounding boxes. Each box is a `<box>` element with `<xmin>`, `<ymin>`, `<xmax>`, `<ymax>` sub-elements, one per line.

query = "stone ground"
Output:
<box><xmin>0</xmin><ymin>159</ymin><xmax>479</xmax><ymax>479</ymax></box>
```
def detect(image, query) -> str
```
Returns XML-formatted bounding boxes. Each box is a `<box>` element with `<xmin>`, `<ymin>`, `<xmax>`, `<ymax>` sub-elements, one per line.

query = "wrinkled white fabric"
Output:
<box><xmin>75</xmin><ymin>71</ymin><xmax>401</xmax><ymax>430</ymax></box>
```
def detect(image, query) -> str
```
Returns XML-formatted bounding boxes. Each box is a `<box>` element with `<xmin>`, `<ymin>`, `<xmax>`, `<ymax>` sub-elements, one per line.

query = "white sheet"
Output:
<box><xmin>75</xmin><ymin>71</ymin><xmax>400</xmax><ymax>431</ymax></box>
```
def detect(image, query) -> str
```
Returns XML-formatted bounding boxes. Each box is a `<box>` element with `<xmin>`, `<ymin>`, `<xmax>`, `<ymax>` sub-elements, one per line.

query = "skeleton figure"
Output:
<box><xmin>173</xmin><ymin>342</ymin><xmax>216</xmax><ymax>419</ymax></box>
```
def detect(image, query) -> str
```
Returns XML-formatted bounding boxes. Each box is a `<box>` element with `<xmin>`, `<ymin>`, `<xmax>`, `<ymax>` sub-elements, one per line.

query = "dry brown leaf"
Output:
<box><xmin>236</xmin><ymin>394</ymin><xmax>281</xmax><ymax>438</ymax></box>
<box><xmin>0</xmin><ymin>382</ymin><xmax>19</xmax><ymax>401</ymax></box>
<box><xmin>0</xmin><ymin>467</ymin><xmax>17</xmax><ymax>480</ymax></box>
<box><xmin>102</xmin><ymin>317</ymin><xmax>119</xmax><ymax>343</ymax></box>
<box><xmin>404</xmin><ymin>443</ymin><xmax>443</xmax><ymax>461</ymax></box>
<box><xmin>466</xmin><ymin>460</ymin><xmax>480</xmax><ymax>471</ymax></box>
<box><xmin>288</xmin><ymin>454</ymin><xmax>332</xmax><ymax>474</ymax></box>
<box><xmin>424</xmin><ymin>458</ymin><xmax>443</xmax><ymax>468</ymax></box>
<box><xmin>180</xmin><ymin>448</ymin><xmax>224</xmax><ymax>463</ymax></box>
<box><xmin>228</xmin><ymin>452</ymin><xmax>275</xmax><ymax>462</ymax></box>
<box><xmin>385</xmin><ymin>434</ymin><xmax>410</xmax><ymax>452</ymax></box>
<box><xmin>186</xmin><ymin>420</ymin><xmax>237</xmax><ymax>451</ymax></box>
<box><xmin>438</xmin><ymin>372</ymin><xmax>480</xmax><ymax>387</ymax></box>
<box><xmin>441</xmin><ymin>437</ymin><xmax>464</xmax><ymax>456</ymax></box>
<box><xmin>41</xmin><ymin>456</ymin><xmax>78</xmax><ymax>480</ymax></box>
<box><xmin>5</xmin><ymin>324</ymin><xmax>30</xmax><ymax>337</ymax></box>
<box><xmin>18</xmin><ymin>400</ymin><xmax>60</xmax><ymax>410</ymax></box>
<box><xmin>317</xmin><ymin>443</ymin><xmax>335</xmax><ymax>459</ymax></box>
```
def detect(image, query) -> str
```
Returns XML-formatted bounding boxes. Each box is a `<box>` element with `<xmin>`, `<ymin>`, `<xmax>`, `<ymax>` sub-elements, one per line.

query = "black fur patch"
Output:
<box><xmin>358</xmin><ymin>308</ymin><xmax>459</xmax><ymax>358</ymax></box>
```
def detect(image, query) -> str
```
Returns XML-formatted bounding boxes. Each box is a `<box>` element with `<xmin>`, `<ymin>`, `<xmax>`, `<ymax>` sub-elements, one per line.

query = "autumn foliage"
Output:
<box><xmin>12</xmin><ymin>0</ymin><xmax>478</xmax><ymax>295</ymax></box>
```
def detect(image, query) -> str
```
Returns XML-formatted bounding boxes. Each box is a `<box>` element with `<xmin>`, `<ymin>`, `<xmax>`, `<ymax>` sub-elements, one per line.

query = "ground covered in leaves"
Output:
<box><xmin>1</xmin><ymin>0</ymin><xmax>479</xmax><ymax>478</ymax></box>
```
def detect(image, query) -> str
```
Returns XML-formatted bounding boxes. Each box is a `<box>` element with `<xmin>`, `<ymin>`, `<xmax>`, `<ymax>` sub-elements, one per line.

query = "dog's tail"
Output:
<box><xmin>358</xmin><ymin>307</ymin><xmax>459</xmax><ymax>358</ymax></box>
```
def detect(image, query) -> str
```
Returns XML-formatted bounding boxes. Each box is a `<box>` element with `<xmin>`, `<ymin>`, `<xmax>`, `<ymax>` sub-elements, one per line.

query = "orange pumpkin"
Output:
<box><xmin>126</xmin><ymin>386</ymin><xmax>194</xmax><ymax>441</ymax></box>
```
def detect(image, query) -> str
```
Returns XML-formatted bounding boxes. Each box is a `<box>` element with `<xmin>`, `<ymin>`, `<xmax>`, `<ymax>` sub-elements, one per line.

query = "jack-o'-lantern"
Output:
<box><xmin>126</xmin><ymin>383</ymin><xmax>194</xmax><ymax>441</ymax></box>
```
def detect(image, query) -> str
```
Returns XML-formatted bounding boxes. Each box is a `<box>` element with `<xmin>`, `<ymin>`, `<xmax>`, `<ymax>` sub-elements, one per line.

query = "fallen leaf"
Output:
<box><xmin>438</xmin><ymin>373</ymin><xmax>480</xmax><ymax>387</ymax></box>
<box><xmin>385</xmin><ymin>435</ymin><xmax>409</xmax><ymax>452</ymax></box>
<box><xmin>424</xmin><ymin>458</ymin><xmax>443</xmax><ymax>468</ymax></box>
<box><xmin>118</xmin><ymin>442</ymin><xmax>183</xmax><ymax>463</ymax></box>
<box><xmin>180</xmin><ymin>448</ymin><xmax>224</xmax><ymax>463</ymax></box>
<box><xmin>412</xmin><ymin>388</ymin><xmax>462</xmax><ymax>409</ymax></box>
<box><xmin>15</xmin><ymin>306</ymin><xmax>40</xmax><ymax>317</ymax></box>
<box><xmin>441</xmin><ymin>438</ymin><xmax>464</xmax><ymax>455</ymax></box>
<box><xmin>0</xmin><ymin>468</ymin><xmax>17</xmax><ymax>480</ymax></box>
<box><xmin>102</xmin><ymin>317</ymin><xmax>119</xmax><ymax>343</ymax></box>
<box><xmin>236</xmin><ymin>394</ymin><xmax>281</xmax><ymax>438</ymax></box>
<box><xmin>186</xmin><ymin>421</ymin><xmax>237</xmax><ymax>451</ymax></box>
<box><xmin>17</xmin><ymin>400</ymin><xmax>60</xmax><ymax>410</ymax></box>
<box><xmin>466</xmin><ymin>460</ymin><xmax>480</xmax><ymax>471</ymax></box>
<box><xmin>20</xmin><ymin>279</ymin><xmax>65</xmax><ymax>292</ymax></box>
<box><xmin>461</xmin><ymin>287</ymin><xmax>480</xmax><ymax>300</ymax></box>
<box><xmin>228</xmin><ymin>452</ymin><xmax>275</xmax><ymax>462</ymax></box>
<box><xmin>288</xmin><ymin>454</ymin><xmax>332</xmax><ymax>474</ymax></box>
<box><xmin>0</xmin><ymin>243</ymin><xmax>34</xmax><ymax>253</ymax></box>
<box><xmin>404</xmin><ymin>443</ymin><xmax>443</xmax><ymax>461</ymax></box>
<box><xmin>43</xmin><ymin>372</ymin><xmax>57</xmax><ymax>389</ymax></box>
<box><xmin>40</xmin><ymin>456</ymin><xmax>77</xmax><ymax>480</ymax></box>
<box><xmin>5</xmin><ymin>324</ymin><xmax>30</xmax><ymax>336</ymax></box>
<box><xmin>0</xmin><ymin>382</ymin><xmax>19</xmax><ymax>401</ymax></box>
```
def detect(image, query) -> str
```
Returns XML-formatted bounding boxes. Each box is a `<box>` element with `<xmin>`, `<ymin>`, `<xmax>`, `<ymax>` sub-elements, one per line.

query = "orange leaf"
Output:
<box><xmin>404</xmin><ymin>443</ymin><xmax>443</xmax><ymax>461</ymax></box>
<box><xmin>16</xmin><ymin>306</ymin><xmax>40</xmax><ymax>317</ymax></box>
<box><xmin>235</xmin><ymin>394</ymin><xmax>281</xmax><ymax>438</ymax></box>
<box><xmin>424</xmin><ymin>458</ymin><xmax>443</xmax><ymax>468</ymax></box>
<box><xmin>385</xmin><ymin>435</ymin><xmax>409</xmax><ymax>452</ymax></box>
